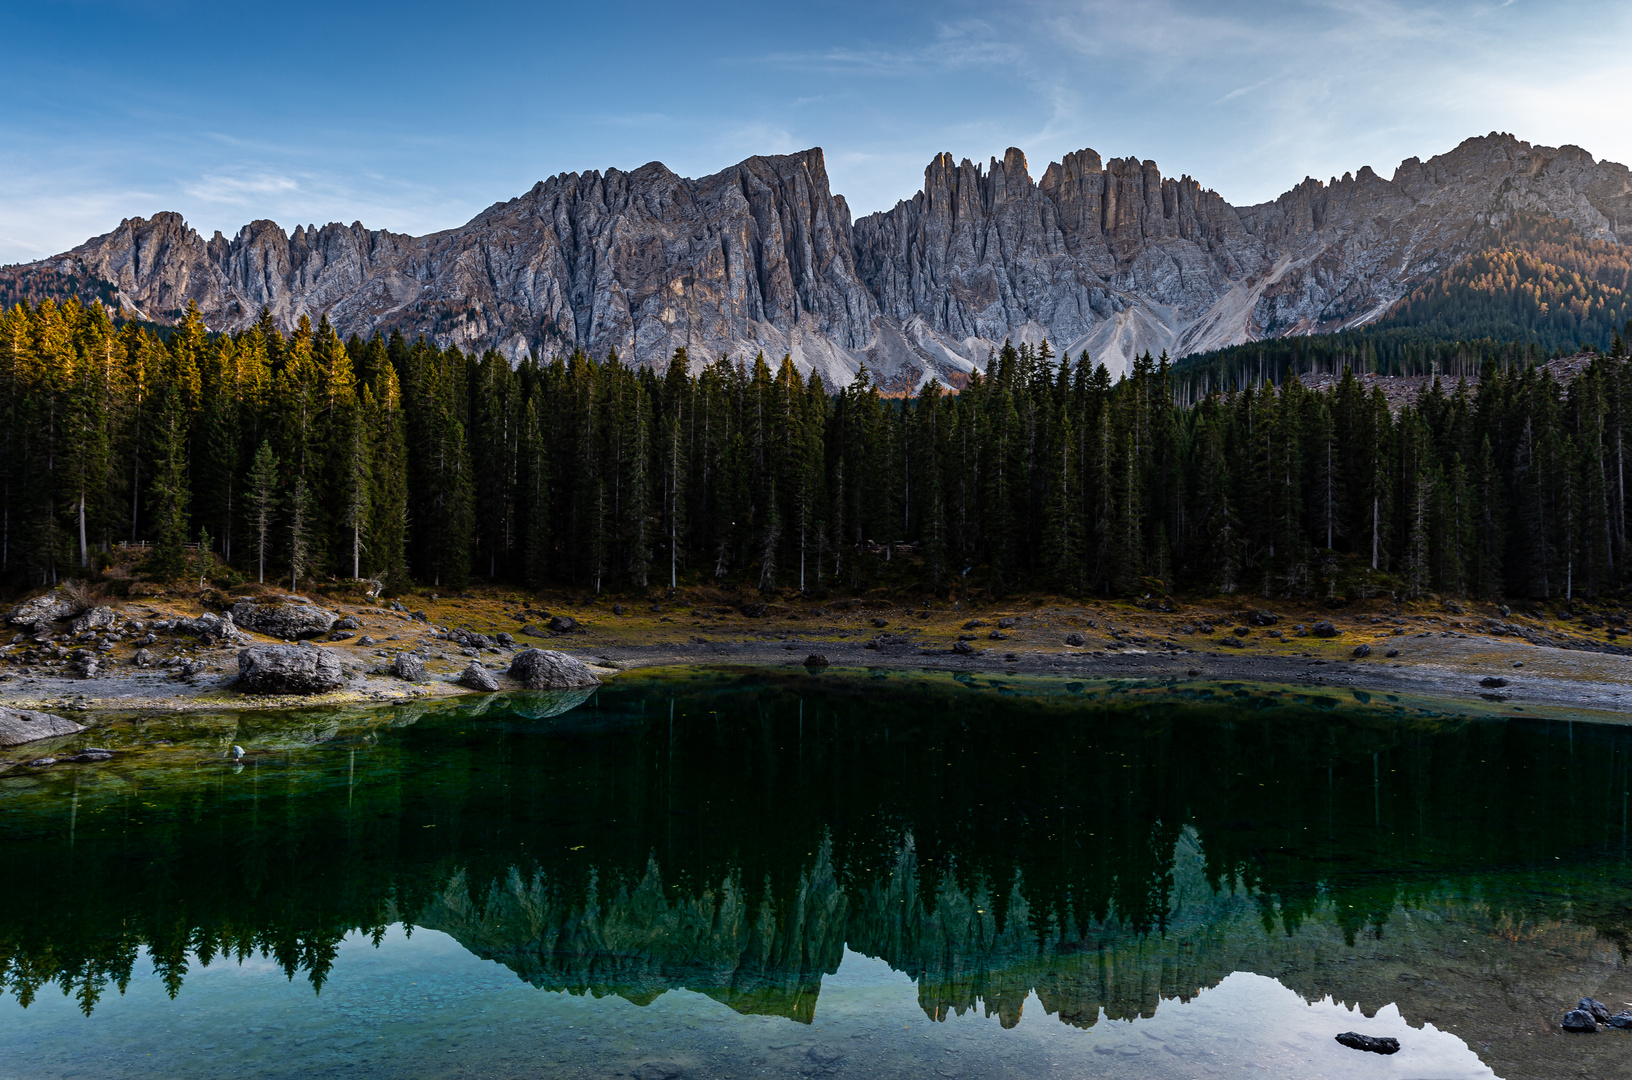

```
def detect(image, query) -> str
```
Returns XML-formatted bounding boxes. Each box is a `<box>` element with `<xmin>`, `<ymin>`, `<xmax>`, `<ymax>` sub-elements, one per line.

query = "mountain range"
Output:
<box><xmin>5</xmin><ymin>132</ymin><xmax>1630</xmax><ymax>387</ymax></box>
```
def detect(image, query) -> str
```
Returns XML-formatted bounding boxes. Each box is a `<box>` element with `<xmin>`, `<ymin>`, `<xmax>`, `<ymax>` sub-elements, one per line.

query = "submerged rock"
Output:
<box><xmin>230</xmin><ymin>600</ymin><xmax>340</xmax><ymax>640</ymax></box>
<box><xmin>803</xmin><ymin>653</ymin><xmax>830</xmax><ymax>668</ymax></box>
<box><xmin>1334</xmin><ymin>1032</ymin><xmax>1400</xmax><ymax>1054</ymax></box>
<box><xmin>237</xmin><ymin>644</ymin><xmax>347</xmax><ymax>695</ymax></box>
<box><xmin>508</xmin><ymin>648</ymin><xmax>600</xmax><ymax>690</ymax></box>
<box><xmin>0</xmin><ymin>707</ymin><xmax>86</xmax><ymax>747</ymax></box>
<box><xmin>459</xmin><ymin>662</ymin><xmax>500</xmax><ymax>692</ymax></box>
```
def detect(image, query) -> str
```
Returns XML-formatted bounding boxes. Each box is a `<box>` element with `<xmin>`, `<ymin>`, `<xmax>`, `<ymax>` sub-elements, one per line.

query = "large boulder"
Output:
<box><xmin>393</xmin><ymin>653</ymin><xmax>426</xmax><ymax>681</ymax></box>
<box><xmin>0</xmin><ymin>708</ymin><xmax>86</xmax><ymax>747</ymax></box>
<box><xmin>230</xmin><ymin>600</ymin><xmax>339</xmax><ymax>640</ymax></box>
<box><xmin>508</xmin><ymin>648</ymin><xmax>600</xmax><ymax>690</ymax></box>
<box><xmin>70</xmin><ymin>606</ymin><xmax>118</xmax><ymax>634</ymax></box>
<box><xmin>237</xmin><ymin>644</ymin><xmax>347</xmax><ymax>695</ymax></box>
<box><xmin>8</xmin><ymin>589</ymin><xmax>83</xmax><ymax>630</ymax></box>
<box><xmin>458</xmin><ymin>662</ymin><xmax>500</xmax><ymax>691</ymax></box>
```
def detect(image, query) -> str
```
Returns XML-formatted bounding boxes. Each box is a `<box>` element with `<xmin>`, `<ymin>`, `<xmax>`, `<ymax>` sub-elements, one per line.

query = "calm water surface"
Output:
<box><xmin>3</xmin><ymin>668</ymin><xmax>1632</xmax><ymax>1079</ymax></box>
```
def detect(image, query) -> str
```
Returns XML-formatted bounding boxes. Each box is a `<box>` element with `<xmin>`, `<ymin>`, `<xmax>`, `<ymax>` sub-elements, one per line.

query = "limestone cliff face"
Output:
<box><xmin>17</xmin><ymin>134</ymin><xmax>1632</xmax><ymax>386</ymax></box>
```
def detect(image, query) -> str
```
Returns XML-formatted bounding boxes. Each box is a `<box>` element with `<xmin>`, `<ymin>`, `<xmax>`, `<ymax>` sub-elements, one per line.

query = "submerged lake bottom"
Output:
<box><xmin>2</xmin><ymin>668</ymin><xmax>1631</xmax><ymax>1080</ymax></box>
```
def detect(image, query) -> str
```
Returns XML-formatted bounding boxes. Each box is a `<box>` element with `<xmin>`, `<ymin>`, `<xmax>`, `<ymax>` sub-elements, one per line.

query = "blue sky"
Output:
<box><xmin>3</xmin><ymin>0</ymin><xmax>1629</xmax><ymax>263</ymax></box>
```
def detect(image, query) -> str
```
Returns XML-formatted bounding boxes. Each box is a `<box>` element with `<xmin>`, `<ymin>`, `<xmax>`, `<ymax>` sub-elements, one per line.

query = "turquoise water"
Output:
<box><xmin>2</xmin><ymin>668</ymin><xmax>1631</xmax><ymax>1078</ymax></box>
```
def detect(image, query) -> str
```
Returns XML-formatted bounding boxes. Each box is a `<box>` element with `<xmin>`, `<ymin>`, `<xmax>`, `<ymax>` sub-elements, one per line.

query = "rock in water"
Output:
<box><xmin>0</xmin><ymin>708</ymin><xmax>86</xmax><ymax>747</ymax></box>
<box><xmin>458</xmin><ymin>662</ymin><xmax>500</xmax><ymax>691</ymax></box>
<box><xmin>1562</xmin><ymin>1009</ymin><xmax>1599</xmax><ymax>1032</ymax></box>
<box><xmin>803</xmin><ymin>653</ymin><xmax>830</xmax><ymax>667</ymax></box>
<box><xmin>393</xmin><ymin>653</ymin><xmax>426</xmax><ymax>681</ymax></box>
<box><xmin>1334</xmin><ymin>1033</ymin><xmax>1401</xmax><ymax>1054</ymax></box>
<box><xmin>237</xmin><ymin>644</ymin><xmax>347</xmax><ymax>695</ymax></box>
<box><xmin>230</xmin><ymin>601</ymin><xmax>340</xmax><ymax>640</ymax></box>
<box><xmin>508</xmin><ymin>648</ymin><xmax>600</xmax><ymax>690</ymax></box>
<box><xmin>1312</xmin><ymin>620</ymin><xmax>1339</xmax><ymax>637</ymax></box>
<box><xmin>1580</xmin><ymin>997</ymin><xmax>1612</xmax><ymax>1024</ymax></box>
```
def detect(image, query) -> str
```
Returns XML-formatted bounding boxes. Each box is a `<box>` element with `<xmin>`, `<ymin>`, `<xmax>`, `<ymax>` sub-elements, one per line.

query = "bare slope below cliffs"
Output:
<box><xmin>8</xmin><ymin>133</ymin><xmax>1630</xmax><ymax>386</ymax></box>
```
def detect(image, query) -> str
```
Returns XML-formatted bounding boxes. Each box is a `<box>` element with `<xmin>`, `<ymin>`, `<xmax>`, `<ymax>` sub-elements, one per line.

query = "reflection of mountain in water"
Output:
<box><xmin>3</xmin><ymin>668</ymin><xmax>1631</xmax><ymax>1076</ymax></box>
<box><xmin>414</xmin><ymin>824</ymin><xmax>1631</xmax><ymax>1045</ymax></box>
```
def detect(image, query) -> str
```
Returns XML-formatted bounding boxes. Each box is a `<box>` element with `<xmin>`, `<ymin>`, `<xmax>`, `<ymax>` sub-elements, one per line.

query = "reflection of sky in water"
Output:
<box><xmin>0</xmin><ymin>928</ymin><xmax>1494</xmax><ymax>1079</ymax></box>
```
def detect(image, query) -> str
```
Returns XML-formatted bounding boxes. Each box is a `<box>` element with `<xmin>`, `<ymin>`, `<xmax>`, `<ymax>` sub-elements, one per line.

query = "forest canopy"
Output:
<box><xmin>4</xmin><ymin>297</ymin><xmax>1632</xmax><ymax>604</ymax></box>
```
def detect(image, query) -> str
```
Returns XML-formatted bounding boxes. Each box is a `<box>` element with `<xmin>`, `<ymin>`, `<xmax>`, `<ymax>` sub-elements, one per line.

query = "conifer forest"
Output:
<box><xmin>6</xmin><ymin>297</ymin><xmax>1632</xmax><ymax>604</ymax></box>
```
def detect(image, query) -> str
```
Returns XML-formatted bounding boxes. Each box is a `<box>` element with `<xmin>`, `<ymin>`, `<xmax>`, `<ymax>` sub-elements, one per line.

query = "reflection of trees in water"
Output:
<box><xmin>3</xmin><ymin>672</ymin><xmax>1632</xmax><ymax>1017</ymax></box>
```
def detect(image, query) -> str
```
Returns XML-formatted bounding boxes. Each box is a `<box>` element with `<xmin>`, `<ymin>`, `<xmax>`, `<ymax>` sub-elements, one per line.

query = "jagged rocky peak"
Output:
<box><xmin>6</xmin><ymin>132</ymin><xmax>1629</xmax><ymax>389</ymax></box>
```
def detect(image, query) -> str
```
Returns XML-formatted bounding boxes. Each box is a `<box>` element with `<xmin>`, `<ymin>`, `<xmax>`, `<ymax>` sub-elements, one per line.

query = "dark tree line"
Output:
<box><xmin>5</xmin><ymin>297</ymin><xmax>1632</xmax><ymax>603</ymax></box>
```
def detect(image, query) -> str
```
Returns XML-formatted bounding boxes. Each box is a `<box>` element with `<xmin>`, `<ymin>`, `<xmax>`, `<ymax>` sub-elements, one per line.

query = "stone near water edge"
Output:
<box><xmin>393</xmin><ymin>653</ymin><xmax>426</xmax><ymax>682</ymax></box>
<box><xmin>1352</xmin><ymin>643</ymin><xmax>1372</xmax><ymax>658</ymax></box>
<box><xmin>508</xmin><ymin>648</ymin><xmax>600</xmax><ymax>690</ymax></box>
<box><xmin>952</xmin><ymin>640</ymin><xmax>975</xmax><ymax>656</ymax></box>
<box><xmin>69</xmin><ymin>606</ymin><xmax>118</xmax><ymax>634</ymax></box>
<box><xmin>0</xmin><ymin>707</ymin><xmax>86</xmax><ymax>748</ymax></box>
<box><xmin>1385</xmin><ymin>648</ymin><xmax>1400</xmax><ymax>658</ymax></box>
<box><xmin>236</xmin><ymin>644</ymin><xmax>347</xmax><ymax>695</ymax></box>
<box><xmin>1312</xmin><ymin>620</ymin><xmax>1339</xmax><ymax>637</ymax></box>
<box><xmin>1562</xmin><ymin>1009</ymin><xmax>1599</xmax><ymax>1032</ymax></box>
<box><xmin>1580</xmin><ymin>997</ymin><xmax>1612</xmax><ymax>1024</ymax></box>
<box><xmin>1064</xmin><ymin>632</ymin><xmax>1086</xmax><ymax>646</ymax></box>
<box><xmin>803</xmin><ymin>654</ymin><xmax>830</xmax><ymax>668</ymax></box>
<box><xmin>1334</xmin><ymin>1032</ymin><xmax>1400</xmax><ymax>1054</ymax></box>
<box><xmin>458</xmin><ymin>662</ymin><xmax>500</xmax><ymax>692</ymax></box>
<box><xmin>230</xmin><ymin>600</ymin><xmax>340</xmax><ymax>640</ymax></box>
<box><xmin>7</xmin><ymin>589</ymin><xmax>84</xmax><ymax>631</ymax></box>
<box><xmin>1481</xmin><ymin>676</ymin><xmax>1509</xmax><ymax>688</ymax></box>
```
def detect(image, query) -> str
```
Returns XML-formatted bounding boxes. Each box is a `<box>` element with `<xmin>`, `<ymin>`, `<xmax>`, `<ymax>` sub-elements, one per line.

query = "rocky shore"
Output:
<box><xmin>0</xmin><ymin>585</ymin><xmax>1628</xmax><ymax>749</ymax></box>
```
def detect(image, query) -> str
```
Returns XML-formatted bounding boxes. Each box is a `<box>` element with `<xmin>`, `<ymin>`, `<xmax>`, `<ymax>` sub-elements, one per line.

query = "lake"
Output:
<box><xmin>2</xmin><ymin>667</ymin><xmax>1630</xmax><ymax>1079</ymax></box>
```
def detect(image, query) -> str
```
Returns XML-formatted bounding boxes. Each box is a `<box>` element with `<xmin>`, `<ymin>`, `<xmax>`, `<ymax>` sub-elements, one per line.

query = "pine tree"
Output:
<box><xmin>245</xmin><ymin>440</ymin><xmax>279</xmax><ymax>585</ymax></box>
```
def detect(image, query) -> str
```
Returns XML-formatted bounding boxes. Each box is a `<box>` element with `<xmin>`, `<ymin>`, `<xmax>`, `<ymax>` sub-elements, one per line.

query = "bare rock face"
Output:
<box><xmin>230</xmin><ymin>600</ymin><xmax>339</xmax><ymax>640</ymax></box>
<box><xmin>508</xmin><ymin>648</ymin><xmax>600</xmax><ymax>690</ymax></box>
<box><xmin>0</xmin><ymin>708</ymin><xmax>86</xmax><ymax>747</ymax></box>
<box><xmin>237</xmin><ymin>644</ymin><xmax>347</xmax><ymax>695</ymax></box>
<box><xmin>14</xmin><ymin>133</ymin><xmax>1630</xmax><ymax>385</ymax></box>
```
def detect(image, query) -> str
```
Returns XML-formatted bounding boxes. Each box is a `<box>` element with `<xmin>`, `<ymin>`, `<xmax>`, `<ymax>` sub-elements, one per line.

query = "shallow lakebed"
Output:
<box><xmin>2</xmin><ymin>668</ymin><xmax>1631</xmax><ymax>1079</ymax></box>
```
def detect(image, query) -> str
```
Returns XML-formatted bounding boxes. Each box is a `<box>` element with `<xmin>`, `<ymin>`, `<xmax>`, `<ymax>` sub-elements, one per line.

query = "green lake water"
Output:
<box><xmin>3</xmin><ymin>668</ymin><xmax>1632</xmax><ymax>1079</ymax></box>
